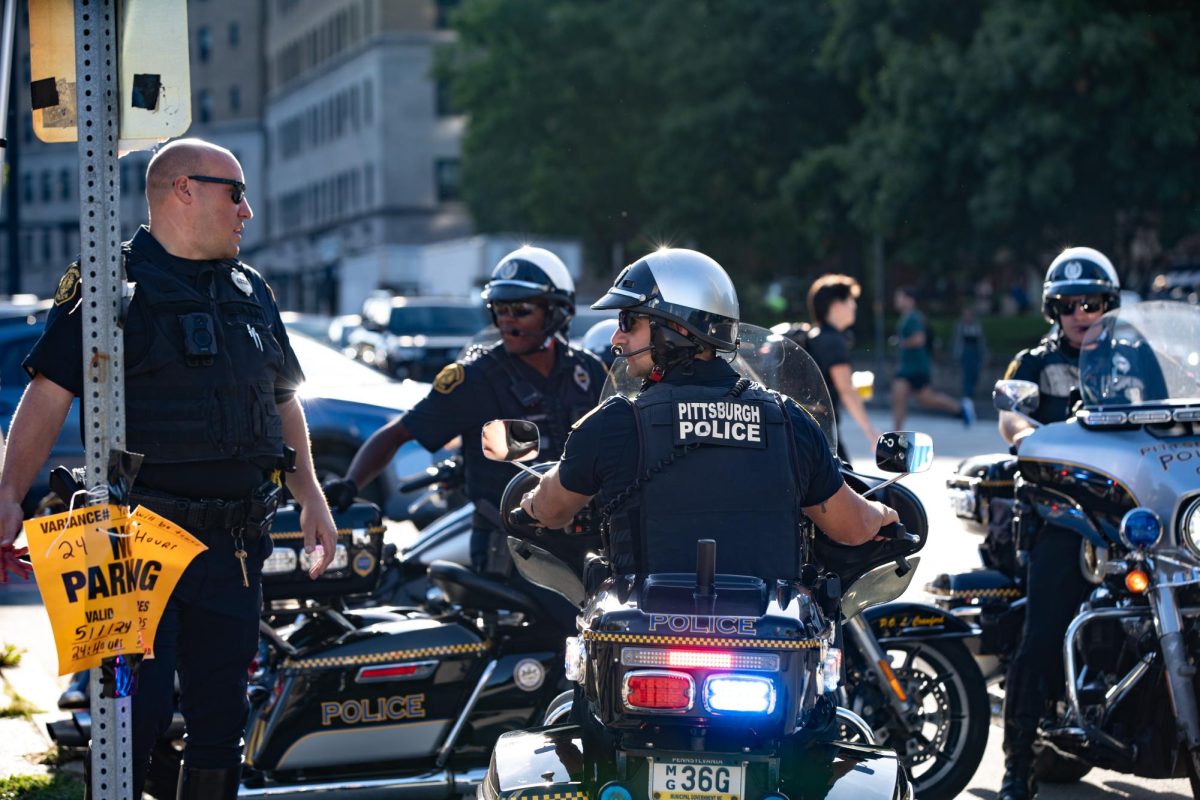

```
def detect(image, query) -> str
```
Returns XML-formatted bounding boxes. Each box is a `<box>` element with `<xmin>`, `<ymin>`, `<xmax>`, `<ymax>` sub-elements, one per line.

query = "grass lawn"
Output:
<box><xmin>0</xmin><ymin>774</ymin><xmax>85</xmax><ymax>800</ymax></box>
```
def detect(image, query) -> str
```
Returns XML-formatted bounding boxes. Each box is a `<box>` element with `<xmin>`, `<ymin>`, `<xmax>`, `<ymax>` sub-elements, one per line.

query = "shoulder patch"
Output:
<box><xmin>1003</xmin><ymin>358</ymin><xmax>1022</xmax><ymax>380</ymax></box>
<box><xmin>433</xmin><ymin>363</ymin><xmax>466</xmax><ymax>394</ymax></box>
<box><xmin>55</xmin><ymin>263</ymin><xmax>81</xmax><ymax>306</ymax></box>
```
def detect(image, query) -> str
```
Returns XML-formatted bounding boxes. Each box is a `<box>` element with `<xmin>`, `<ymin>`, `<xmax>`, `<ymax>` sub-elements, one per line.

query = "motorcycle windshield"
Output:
<box><xmin>1079</xmin><ymin>301</ymin><xmax>1200</xmax><ymax>407</ymax></box>
<box><xmin>600</xmin><ymin>324</ymin><xmax>838</xmax><ymax>454</ymax></box>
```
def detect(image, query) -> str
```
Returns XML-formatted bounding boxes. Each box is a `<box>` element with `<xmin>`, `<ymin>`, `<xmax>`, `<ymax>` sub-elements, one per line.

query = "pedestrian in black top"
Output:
<box><xmin>323</xmin><ymin>247</ymin><xmax>607</xmax><ymax>579</ymax></box>
<box><xmin>0</xmin><ymin>139</ymin><xmax>339</xmax><ymax>799</ymax></box>
<box><xmin>804</xmin><ymin>274</ymin><xmax>880</xmax><ymax>467</ymax></box>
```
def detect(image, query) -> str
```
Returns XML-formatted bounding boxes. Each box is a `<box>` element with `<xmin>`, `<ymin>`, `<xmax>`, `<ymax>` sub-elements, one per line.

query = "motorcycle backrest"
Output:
<box><xmin>842</xmin><ymin>556</ymin><xmax>922</xmax><ymax>621</ymax></box>
<box><xmin>507</xmin><ymin>536</ymin><xmax>587</xmax><ymax>607</ymax></box>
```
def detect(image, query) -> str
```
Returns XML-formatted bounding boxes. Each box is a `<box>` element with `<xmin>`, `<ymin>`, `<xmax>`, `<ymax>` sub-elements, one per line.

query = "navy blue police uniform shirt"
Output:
<box><xmin>401</xmin><ymin>340</ymin><xmax>608</xmax><ymax>514</ymax></box>
<box><xmin>558</xmin><ymin>358</ymin><xmax>844</xmax><ymax>506</ymax></box>
<box><xmin>1003</xmin><ymin>334</ymin><xmax>1080</xmax><ymax>425</ymax></box>
<box><xmin>23</xmin><ymin>227</ymin><xmax>305</xmax><ymax>500</ymax></box>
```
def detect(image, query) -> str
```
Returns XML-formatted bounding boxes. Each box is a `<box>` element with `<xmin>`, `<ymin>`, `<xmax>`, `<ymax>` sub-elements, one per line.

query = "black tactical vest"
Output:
<box><xmin>122</xmin><ymin>248</ymin><xmax>286</xmax><ymax>465</ymax></box>
<box><xmin>608</xmin><ymin>381</ymin><xmax>803</xmax><ymax>581</ymax></box>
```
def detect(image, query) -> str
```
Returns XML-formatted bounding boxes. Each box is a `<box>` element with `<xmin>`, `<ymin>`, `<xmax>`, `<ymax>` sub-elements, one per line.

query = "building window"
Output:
<box><xmin>62</xmin><ymin>229</ymin><xmax>74</xmax><ymax>259</ymax></box>
<box><xmin>363</xmin><ymin>79</ymin><xmax>373</xmax><ymax>125</ymax></box>
<box><xmin>22</xmin><ymin>113</ymin><xmax>32</xmax><ymax>144</ymax></box>
<box><xmin>365</xmin><ymin>165</ymin><xmax>375</xmax><ymax>205</ymax></box>
<box><xmin>199</xmin><ymin>89</ymin><xmax>213</xmax><ymax>124</ymax></box>
<box><xmin>435</xmin><ymin>159</ymin><xmax>461</xmax><ymax>202</ymax></box>
<box><xmin>23</xmin><ymin>174</ymin><xmax>33</xmax><ymax>203</ymax></box>
<box><xmin>230</xmin><ymin>86</ymin><xmax>241</xmax><ymax>112</ymax></box>
<box><xmin>229</xmin><ymin>21</ymin><xmax>240</xmax><ymax>47</ymax></box>
<box><xmin>42</xmin><ymin>230</ymin><xmax>52</xmax><ymax>262</ymax></box>
<box><xmin>198</xmin><ymin>27</ymin><xmax>211</xmax><ymax>63</ymax></box>
<box><xmin>436</xmin><ymin>80</ymin><xmax>459</xmax><ymax>117</ymax></box>
<box><xmin>41</xmin><ymin>171</ymin><xmax>52</xmax><ymax>202</ymax></box>
<box><xmin>59</xmin><ymin>169</ymin><xmax>72</xmax><ymax>200</ymax></box>
<box><xmin>139</xmin><ymin>164</ymin><xmax>148</xmax><ymax>193</ymax></box>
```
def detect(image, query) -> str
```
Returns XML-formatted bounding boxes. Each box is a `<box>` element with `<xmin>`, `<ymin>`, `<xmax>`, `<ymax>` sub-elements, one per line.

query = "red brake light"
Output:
<box><xmin>624</xmin><ymin>671</ymin><xmax>694</xmax><ymax>711</ymax></box>
<box><xmin>358</xmin><ymin>664</ymin><xmax>420</xmax><ymax>680</ymax></box>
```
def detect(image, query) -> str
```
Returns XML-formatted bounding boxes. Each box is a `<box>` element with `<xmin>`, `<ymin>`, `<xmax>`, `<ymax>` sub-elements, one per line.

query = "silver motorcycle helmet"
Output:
<box><xmin>592</xmin><ymin>249</ymin><xmax>739</xmax><ymax>377</ymax></box>
<box><xmin>1042</xmin><ymin>246</ymin><xmax>1121</xmax><ymax>324</ymax></box>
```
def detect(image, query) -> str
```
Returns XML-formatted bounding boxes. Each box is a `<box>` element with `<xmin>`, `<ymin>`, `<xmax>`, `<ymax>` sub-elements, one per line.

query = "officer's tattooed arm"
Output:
<box><xmin>802</xmin><ymin>483</ymin><xmax>899</xmax><ymax>546</ymax></box>
<box><xmin>520</xmin><ymin>465</ymin><xmax>592</xmax><ymax>530</ymax></box>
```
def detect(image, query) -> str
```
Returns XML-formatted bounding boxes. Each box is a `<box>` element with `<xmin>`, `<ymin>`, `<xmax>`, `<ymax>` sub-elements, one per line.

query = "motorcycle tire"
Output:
<box><xmin>849</xmin><ymin>638</ymin><xmax>989</xmax><ymax>800</ymax></box>
<box><xmin>1033</xmin><ymin>744</ymin><xmax>1092</xmax><ymax>784</ymax></box>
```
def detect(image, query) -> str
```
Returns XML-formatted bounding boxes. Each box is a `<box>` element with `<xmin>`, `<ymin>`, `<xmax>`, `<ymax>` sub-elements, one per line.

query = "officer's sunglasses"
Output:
<box><xmin>489</xmin><ymin>300</ymin><xmax>542</xmax><ymax>318</ymax></box>
<box><xmin>188</xmin><ymin>175</ymin><xmax>246</xmax><ymax>204</ymax></box>
<box><xmin>618</xmin><ymin>310</ymin><xmax>648</xmax><ymax>333</ymax></box>
<box><xmin>1049</xmin><ymin>295</ymin><xmax>1108</xmax><ymax>316</ymax></box>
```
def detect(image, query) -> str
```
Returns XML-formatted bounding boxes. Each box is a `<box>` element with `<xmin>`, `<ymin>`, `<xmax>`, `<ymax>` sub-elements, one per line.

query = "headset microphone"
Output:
<box><xmin>612</xmin><ymin>344</ymin><xmax>652</xmax><ymax>359</ymax></box>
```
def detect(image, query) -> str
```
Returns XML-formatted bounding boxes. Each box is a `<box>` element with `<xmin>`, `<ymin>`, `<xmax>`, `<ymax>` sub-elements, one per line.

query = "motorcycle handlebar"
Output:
<box><xmin>399</xmin><ymin>460</ymin><xmax>457</xmax><ymax>493</ymax></box>
<box><xmin>878</xmin><ymin>521</ymin><xmax>920</xmax><ymax>544</ymax></box>
<box><xmin>509</xmin><ymin>507</ymin><xmax>537</xmax><ymax>527</ymax></box>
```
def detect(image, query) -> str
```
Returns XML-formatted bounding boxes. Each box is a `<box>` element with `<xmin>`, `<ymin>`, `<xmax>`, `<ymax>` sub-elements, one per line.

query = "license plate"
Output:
<box><xmin>650</xmin><ymin>758</ymin><xmax>744</xmax><ymax>800</ymax></box>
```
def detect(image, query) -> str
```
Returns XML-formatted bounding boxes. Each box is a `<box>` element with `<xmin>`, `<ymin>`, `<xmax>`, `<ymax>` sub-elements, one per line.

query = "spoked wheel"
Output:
<box><xmin>845</xmin><ymin>639</ymin><xmax>989</xmax><ymax>800</ymax></box>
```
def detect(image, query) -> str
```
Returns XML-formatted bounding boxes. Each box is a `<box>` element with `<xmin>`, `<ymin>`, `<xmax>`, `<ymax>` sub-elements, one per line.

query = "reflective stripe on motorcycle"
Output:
<box><xmin>583</xmin><ymin>631</ymin><xmax>820</xmax><ymax>649</ymax></box>
<box><xmin>926</xmin><ymin>587</ymin><xmax>1022</xmax><ymax>598</ymax></box>
<box><xmin>270</xmin><ymin>525</ymin><xmax>387</xmax><ymax>540</ymax></box>
<box><xmin>283</xmin><ymin>640</ymin><xmax>491</xmax><ymax>670</ymax></box>
<box><xmin>506</xmin><ymin>791</ymin><xmax>589</xmax><ymax>800</ymax></box>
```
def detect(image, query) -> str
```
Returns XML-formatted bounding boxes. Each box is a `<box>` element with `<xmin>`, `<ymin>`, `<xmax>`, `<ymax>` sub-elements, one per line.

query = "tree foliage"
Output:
<box><xmin>440</xmin><ymin>0</ymin><xmax>1200</xmax><ymax>288</ymax></box>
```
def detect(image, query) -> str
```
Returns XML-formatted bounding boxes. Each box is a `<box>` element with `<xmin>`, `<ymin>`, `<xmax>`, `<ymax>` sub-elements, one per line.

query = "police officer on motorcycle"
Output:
<box><xmin>518</xmin><ymin>249</ymin><xmax>899</xmax><ymax>579</ymax></box>
<box><xmin>997</xmin><ymin>246</ymin><xmax>1121</xmax><ymax>800</ymax></box>
<box><xmin>324</xmin><ymin>247</ymin><xmax>607</xmax><ymax>576</ymax></box>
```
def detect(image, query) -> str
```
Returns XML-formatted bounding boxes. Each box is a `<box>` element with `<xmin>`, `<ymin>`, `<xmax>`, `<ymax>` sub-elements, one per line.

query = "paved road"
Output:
<box><xmin>1</xmin><ymin>407</ymin><xmax>1192</xmax><ymax>797</ymax></box>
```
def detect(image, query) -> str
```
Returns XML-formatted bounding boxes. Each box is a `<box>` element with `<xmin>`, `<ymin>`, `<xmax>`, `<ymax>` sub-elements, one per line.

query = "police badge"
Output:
<box><xmin>573</xmin><ymin>363</ymin><xmax>591</xmax><ymax>392</ymax></box>
<box><xmin>231</xmin><ymin>269</ymin><xmax>254</xmax><ymax>296</ymax></box>
<box><xmin>1064</xmin><ymin>261</ymin><xmax>1083</xmax><ymax>280</ymax></box>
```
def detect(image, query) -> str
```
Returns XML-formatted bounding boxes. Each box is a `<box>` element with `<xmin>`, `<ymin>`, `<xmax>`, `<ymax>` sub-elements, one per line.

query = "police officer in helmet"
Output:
<box><xmin>519</xmin><ymin>249</ymin><xmax>899</xmax><ymax>583</ymax></box>
<box><xmin>324</xmin><ymin>247</ymin><xmax>607</xmax><ymax>576</ymax></box>
<box><xmin>997</xmin><ymin>246</ymin><xmax>1120</xmax><ymax>800</ymax></box>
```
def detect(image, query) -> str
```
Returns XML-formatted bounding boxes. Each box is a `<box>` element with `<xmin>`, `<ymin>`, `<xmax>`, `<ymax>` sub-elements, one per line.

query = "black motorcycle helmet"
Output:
<box><xmin>481</xmin><ymin>247</ymin><xmax>576</xmax><ymax>339</ymax></box>
<box><xmin>592</xmin><ymin>249</ymin><xmax>739</xmax><ymax>379</ymax></box>
<box><xmin>1042</xmin><ymin>246</ymin><xmax>1121</xmax><ymax>324</ymax></box>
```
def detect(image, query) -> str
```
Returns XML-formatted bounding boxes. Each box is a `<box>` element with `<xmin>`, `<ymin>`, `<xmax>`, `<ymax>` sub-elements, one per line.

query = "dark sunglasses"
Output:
<box><xmin>489</xmin><ymin>301</ymin><xmax>542</xmax><ymax>318</ymax></box>
<box><xmin>188</xmin><ymin>175</ymin><xmax>246</xmax><ymax>204</ymax></box>
<box><xmin>1050</xmin><ymin>295</ymin><xmax>1108</xmax><ymax>316</ymax></box>
<box><xmin>618</xmin><ymin>310</ymin><xmax>648</xmax><ymax>333</ymax></box>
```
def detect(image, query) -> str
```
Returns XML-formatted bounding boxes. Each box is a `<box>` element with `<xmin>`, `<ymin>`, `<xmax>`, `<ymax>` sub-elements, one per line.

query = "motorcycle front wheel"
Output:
<box><xmin>845</xmin><ymin>638</ymin><xmax>989</xmax><ymax>800</ymax></box>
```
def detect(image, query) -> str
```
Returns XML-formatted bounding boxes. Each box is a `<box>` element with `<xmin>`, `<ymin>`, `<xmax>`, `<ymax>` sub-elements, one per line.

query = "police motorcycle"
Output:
<box><xmin>477</xmin><ymin>325</ymin><xmax>983</xmax><ymax>800</ymax></box>
<box><xmin>937</xmin><ymin>301</ymin><xmax>1200</xmax><ymax>792</ymax></box>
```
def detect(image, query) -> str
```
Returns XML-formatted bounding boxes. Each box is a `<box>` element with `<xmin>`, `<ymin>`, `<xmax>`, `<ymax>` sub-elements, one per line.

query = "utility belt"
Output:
<box><xmin>129</xmin><ymin>480</ymin><xmax>282</xmax><ymax>542</ymax></box>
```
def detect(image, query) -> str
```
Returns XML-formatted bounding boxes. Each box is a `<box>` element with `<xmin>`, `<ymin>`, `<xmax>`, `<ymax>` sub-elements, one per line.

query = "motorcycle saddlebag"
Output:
<box><xmin>924</xmin><ymin>568</ymin><xmax>1022</xmax><ymax>610</ymax></box>
<box><xmin>262</xmin><ymin>501</ymin><xmax>385</xmax><ymax>601</ymax></box>
<box><xmin>946</xmin><ymin>453</ymin><xmax>1017</xmax><ymax>525</ymax></box>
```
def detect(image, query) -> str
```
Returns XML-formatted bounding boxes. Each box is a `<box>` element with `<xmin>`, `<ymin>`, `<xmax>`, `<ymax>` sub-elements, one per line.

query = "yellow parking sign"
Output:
<box><xmin>23</xmin><ymin>504</ymin><xmax>206</xmax><ymax>675</ymax></box>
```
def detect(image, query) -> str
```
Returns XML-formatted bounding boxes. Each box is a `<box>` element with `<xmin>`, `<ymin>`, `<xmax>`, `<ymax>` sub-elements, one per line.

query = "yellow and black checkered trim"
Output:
<box><xmin>582</xmin><ymin>631</ymin><xmax>820</xmax><ymax>650</ymax></box>
<box><xmin>270</xmin><ymin>525</ymin><xmax>386</xmax><ymax>541</ymax></box>
<box><xmin>506</xmin><ymin>791</ymin><xmax>589</xmax><ymax>800</ymax></box>
<box><xmin>927</xmin><ymin>586</ymin><xmax>1022</xmax><ymax>599</ymax></box>
<box><xmin>283</xmin><ymin>640</ymin><xmax>490</xmax><ymax>670</ymax></box>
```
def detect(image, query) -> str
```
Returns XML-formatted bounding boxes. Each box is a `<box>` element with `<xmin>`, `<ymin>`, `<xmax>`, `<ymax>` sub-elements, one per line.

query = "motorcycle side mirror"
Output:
<box><xmin>481</xmin><ymin>419</ymin><xmax>541</xmax><ymax>463</ymax></box>
<box><xmin>994</xmin><ymin>380</ymin><xmax>1040</xmax><ymax>415</ymax></box>
<box><xmin>875</xmin><ymin>431</ymin><xmax>934</xmax><ymax>474</ymax></box>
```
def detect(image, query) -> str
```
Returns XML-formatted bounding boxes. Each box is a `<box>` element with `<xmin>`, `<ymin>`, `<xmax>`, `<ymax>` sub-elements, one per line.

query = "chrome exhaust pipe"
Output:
<box><xmin>836</xmin><ymin>707</ymin><xmax>877</xmax><ymax>745</ymax></box>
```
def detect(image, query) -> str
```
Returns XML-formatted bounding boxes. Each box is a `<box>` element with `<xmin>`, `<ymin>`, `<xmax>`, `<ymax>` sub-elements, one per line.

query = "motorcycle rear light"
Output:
<box><xmin>620</xmin><ymin>647</ymin><xmax>779</xmax><ymax>672</ymax></box>
<box><xmin>703</xmin><ymin>675</ymin><xmax>776</xmax><ymax>714</ymax></box>
<box><xmin>623</xmin><ymin>671</ymin><xmax>694</xmax><ymax>711</ymax></box>
<box><xmin>263</xmin><ymin>548</ymin><xmax>298</xmax><ymax>574</ymax></box>
<box><xmin>300</xmin><ymin>544</ymin><xmax>348</xmax><ymax>573</ymax></box>
<box><xmin>1126</xmin><ymin>570</ymin><xmax>1149</xmax><ymax>593</ymax></box>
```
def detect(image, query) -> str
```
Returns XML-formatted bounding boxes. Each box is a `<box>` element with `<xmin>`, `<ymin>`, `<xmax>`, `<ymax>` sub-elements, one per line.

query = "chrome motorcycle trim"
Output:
<box><xmin>259</xmin><ymin>619</ymin><xmax>299</xmax><ymax>657</ymax></box>
<box><xmin>1103</xmin><ymin>652</ymin><xmax>1156</xmax><ymax>721</ymax></box>
<box><xmin>845</xmin><ymin>616</ymin><xmax>917</xmax><ymax>728</ymax></box>
<box><xmin>1064</xmin><ymin>604</ymin><xmax>1200</xmax><ymax>747</ymax></box>
<box><xmin>237</xmin><ymin>769</ymin><xmax>453</xmax><ymax>797</ymax></box>
<box><xmin>452</xmin><ymin>767</ymin><xmax>490</xmax><ymax>794</ymax></box>
<box><xmin>1181</xmin><ymin>496</ymin><xmax>1200</xmax><ymax>561</ymax></box>
<box><xmin>434</xmin><ymin>660</ymin><xmax>498</xmax><ymax>768</ymax></box>
<box><xmin>1149</xmin><ymin>586</ymin><xmax>1200</xmax><ymax>749</ymax></box>
<box><xmin>836</xmin><ymin>707</ymin><xmax>877</xmax><ymax>745</ymax></box>
<box><xmin>1080</xmin><ymin>541</ymin><xmax>1109</xmax><ymax>585</ymax></box>
<box><xmin>543</xmin><ymin>690</ymin><xmax>574</xmax><ymax>726</ymax></box>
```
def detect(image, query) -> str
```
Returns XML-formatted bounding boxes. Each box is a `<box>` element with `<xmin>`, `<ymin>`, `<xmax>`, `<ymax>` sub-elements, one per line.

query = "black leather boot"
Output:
<box><xmin>176</xmin><ymin>765</ymin><xmax>241</xmax><ymax>800</ymax></box>
<box><xmin>999</xmin><ymin>664</ymin><xmax>1043</xmax><ymax>800</ymax></box>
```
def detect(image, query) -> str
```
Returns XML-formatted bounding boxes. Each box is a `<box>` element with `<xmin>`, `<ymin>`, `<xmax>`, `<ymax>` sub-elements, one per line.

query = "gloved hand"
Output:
<box><xmin>322</xmin><ymin>478</ymin><xmax>358</xmax><ymax>513</ymax></box>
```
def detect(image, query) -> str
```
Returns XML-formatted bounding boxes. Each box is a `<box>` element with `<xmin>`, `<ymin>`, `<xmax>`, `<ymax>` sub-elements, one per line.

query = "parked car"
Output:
<box><xmin>0</xmin><ymin>319</ymin><xmax>444</xmax><ymax>523</ymax></box>
<box><xmin>351</xmin><ymin>295</ymin><xmax>489</xmax><ymax>380</ymax></box>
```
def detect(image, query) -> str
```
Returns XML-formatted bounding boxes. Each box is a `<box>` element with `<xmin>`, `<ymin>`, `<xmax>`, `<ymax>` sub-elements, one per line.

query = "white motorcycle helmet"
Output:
<box><xmin>1042</xmin><ymin>247</ymin><xmax>1121</xmax><ymax>324</ymax></box>
<box><xmin>481</xmin><ymin>246</ymin><xmax>576</xmax><ymax>337</ymax></box>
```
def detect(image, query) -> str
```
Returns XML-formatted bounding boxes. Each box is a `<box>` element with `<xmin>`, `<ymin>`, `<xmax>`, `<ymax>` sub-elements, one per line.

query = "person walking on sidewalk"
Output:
<box><xmin>952</xmin><ymin>305</ymin><xmax>990</xmax><ymax>400</ymax></box>
<box><xmin>891</xmin><ymin>286</ymin><xmax>975</xmax><ymax>430</ymax></box>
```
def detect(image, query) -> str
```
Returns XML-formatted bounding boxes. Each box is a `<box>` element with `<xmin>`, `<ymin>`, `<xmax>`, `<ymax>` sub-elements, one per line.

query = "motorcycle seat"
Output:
<box><xmin>428</xmin><ymin>560</ymin><xmax>539</xmax><ymax>615</ymax></box>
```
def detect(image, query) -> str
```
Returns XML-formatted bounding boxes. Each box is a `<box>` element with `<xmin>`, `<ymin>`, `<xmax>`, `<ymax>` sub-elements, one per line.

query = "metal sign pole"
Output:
<box><xmin>75</xmin><ymin>1</ymin><xmax>131</xmax><ymax>798</ymax></box>
<box><xmin>0</xmin><ymin>0</ymin><xmax>17</xmax><ymax>220</ymax></box>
